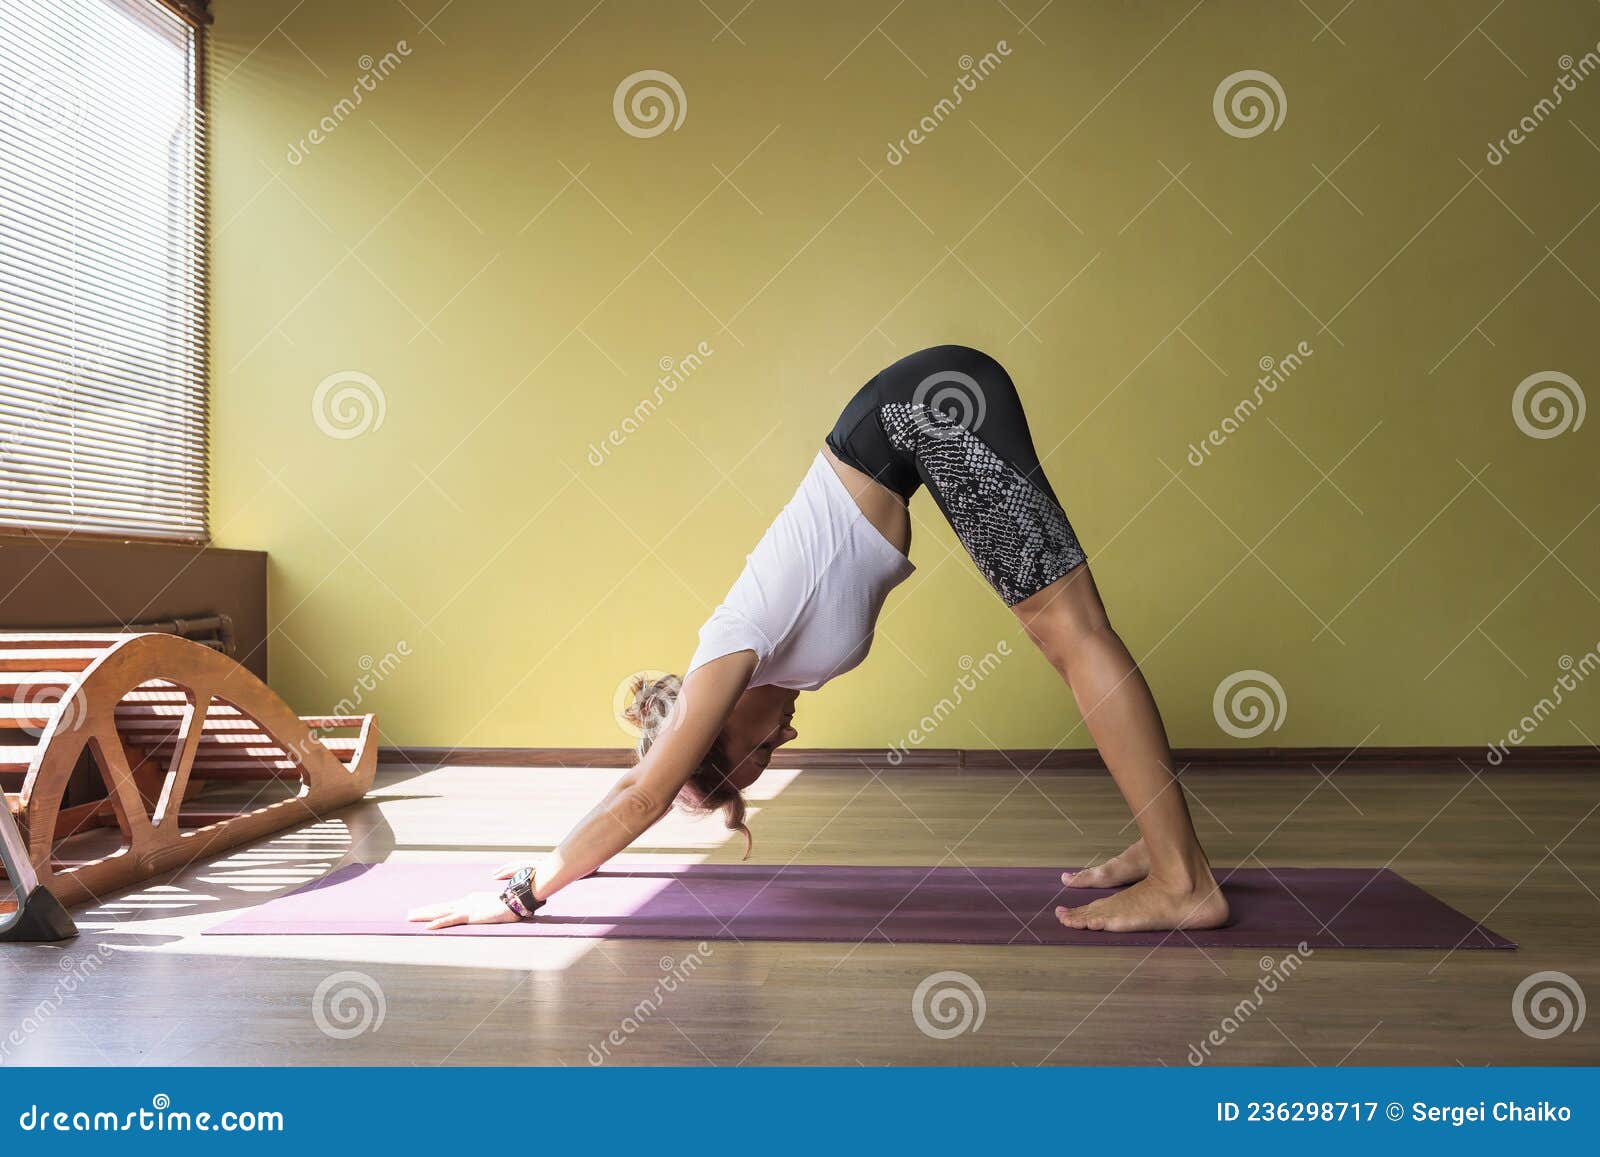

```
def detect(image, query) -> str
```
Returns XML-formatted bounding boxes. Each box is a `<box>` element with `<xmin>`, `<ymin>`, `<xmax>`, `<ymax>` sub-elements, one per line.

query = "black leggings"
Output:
<box><xmin>826</xmin><ymin>345</ymin><xmax>1086</xmax><ymax>607</ymax></box>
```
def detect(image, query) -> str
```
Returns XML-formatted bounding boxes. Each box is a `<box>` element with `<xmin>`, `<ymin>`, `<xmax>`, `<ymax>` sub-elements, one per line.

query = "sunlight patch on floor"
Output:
<box><xmin>68</xmin><ymin>763</ymin><xmax>804</xmax><ymax>974</ymax></box>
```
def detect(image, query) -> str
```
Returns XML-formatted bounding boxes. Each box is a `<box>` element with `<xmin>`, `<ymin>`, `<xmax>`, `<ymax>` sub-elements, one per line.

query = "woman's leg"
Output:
<box><xmin>861</xmin><ymin>344</ymin><xmax>1226</xmax><ymax>931</ymax></box>
<box><xmin>1012</xmin><ymin>565</ymin><xmax>1227</xmax><ymax>932</ymax></box>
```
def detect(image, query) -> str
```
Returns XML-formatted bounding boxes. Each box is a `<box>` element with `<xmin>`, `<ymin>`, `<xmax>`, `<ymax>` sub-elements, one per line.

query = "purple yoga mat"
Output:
<box><xmin>202</xmin><ymin>862</ymin><xmax>1513</xmax><ymax>949</ymax></box>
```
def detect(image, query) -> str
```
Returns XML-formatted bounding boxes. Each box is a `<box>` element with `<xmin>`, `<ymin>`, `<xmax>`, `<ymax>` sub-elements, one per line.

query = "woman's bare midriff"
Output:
<box><xmin>821</xmin><ymin>445</ymin><xmax>912</xmax><ymax>557</ymax></box>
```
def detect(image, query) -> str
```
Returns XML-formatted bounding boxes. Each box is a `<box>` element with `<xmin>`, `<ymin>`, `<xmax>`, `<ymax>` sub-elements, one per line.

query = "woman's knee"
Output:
<box><xmin>1033</xmin><ymin>614</ymin><xmax>1116</xmax><ymax>676</ymax></box>
<box><xmin>1013</xmin><ymin>570</ymin><xmax>1114</xmax><ymax>671</ymax></box>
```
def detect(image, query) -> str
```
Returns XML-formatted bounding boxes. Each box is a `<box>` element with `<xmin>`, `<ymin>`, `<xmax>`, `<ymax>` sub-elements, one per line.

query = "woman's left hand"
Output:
<box><xmin>406</xmin><ymin>891</ymin><xmax>520</xmax><ymax>931</ymax></box>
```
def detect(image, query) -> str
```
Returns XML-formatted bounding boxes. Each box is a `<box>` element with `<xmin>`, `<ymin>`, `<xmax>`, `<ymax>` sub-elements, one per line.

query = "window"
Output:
<box><xmin>0</xmin><ymin>0</ymin><xmax>207</xmax><ymax>542</ymax></box>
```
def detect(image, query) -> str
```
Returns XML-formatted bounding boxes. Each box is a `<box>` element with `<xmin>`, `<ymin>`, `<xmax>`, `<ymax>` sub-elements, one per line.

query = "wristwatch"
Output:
<box><xmin>500</xmin><ymin>866</ymin><xmax>546</xmax><ymax>919</ymax></box>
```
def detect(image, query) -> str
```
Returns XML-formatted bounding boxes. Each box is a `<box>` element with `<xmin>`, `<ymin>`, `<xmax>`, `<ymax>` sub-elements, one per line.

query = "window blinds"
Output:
<box><xmin>0</xmin><ymin>0</ymin><xmax>207</xmax><ymax>542</ymax></box>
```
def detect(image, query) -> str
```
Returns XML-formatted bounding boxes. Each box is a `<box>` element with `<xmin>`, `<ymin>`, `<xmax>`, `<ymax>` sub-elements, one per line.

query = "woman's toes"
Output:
<box><xmin>1061</xmin><ymin>845</ymin><xmax>1151</xmax><ymax>890</ymax></box>
<box><xmin>1058</xmin><ymin>896</ymin><xmax>1114</xmax><ymax>928</ymax></box>
<box><xmin>1054</xmin><ymin>877</ymin><xmax>1230</xmax><ymax>933</ymax></box>
<box><xmin>1065</xmin><ymin>862</ymin><xmax>1115</xmax><ymax>887</ymax></box>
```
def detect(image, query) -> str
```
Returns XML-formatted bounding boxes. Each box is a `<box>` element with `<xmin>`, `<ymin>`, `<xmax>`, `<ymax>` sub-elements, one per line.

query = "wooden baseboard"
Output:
<box><xmin>377</xmin><ymin>744</ymin><xmax>1598</xmax><ymax>771</ymax></box>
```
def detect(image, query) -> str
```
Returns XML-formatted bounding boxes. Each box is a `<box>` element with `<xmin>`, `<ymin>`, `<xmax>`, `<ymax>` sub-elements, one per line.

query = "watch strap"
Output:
<box><xmin>500</xmin><ymin>866</ymin><xmax>544</xmax><ymax>919</ymax></box>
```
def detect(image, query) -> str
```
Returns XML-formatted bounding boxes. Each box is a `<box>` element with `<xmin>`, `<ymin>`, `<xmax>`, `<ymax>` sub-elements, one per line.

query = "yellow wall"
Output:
<box><xmin>208</xmin><ymin>1</ymin><xmax>1600</xmax><ymax>751</ymax></box>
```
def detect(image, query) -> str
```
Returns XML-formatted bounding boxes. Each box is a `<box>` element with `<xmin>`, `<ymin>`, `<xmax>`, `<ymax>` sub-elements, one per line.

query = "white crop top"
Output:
<box><xmin>686</xmin><ymin>452</ymin><xmax>915</xmax><ymax>691</ymax></box>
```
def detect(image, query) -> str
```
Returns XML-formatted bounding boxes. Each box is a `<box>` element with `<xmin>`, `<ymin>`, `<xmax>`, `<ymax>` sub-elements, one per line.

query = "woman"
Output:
<box><xmin>408</xmin><ymin>345</ymin><xmax>1228</xmax><ymax>934</ymax></box>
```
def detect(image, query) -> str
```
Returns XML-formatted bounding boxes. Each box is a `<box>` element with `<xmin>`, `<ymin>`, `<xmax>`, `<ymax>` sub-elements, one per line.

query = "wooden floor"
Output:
<box><xmin>2</xmin><ymin>760</ymin><xmax>1597</xmax><ymax>1066</ymax></box>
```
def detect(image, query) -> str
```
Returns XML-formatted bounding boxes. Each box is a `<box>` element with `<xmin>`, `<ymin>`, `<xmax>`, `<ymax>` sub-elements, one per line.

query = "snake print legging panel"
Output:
<box><xmin>825</xmin><ymin>345</ymin><xmax>1086</xmax><ymax>607</ymax></box>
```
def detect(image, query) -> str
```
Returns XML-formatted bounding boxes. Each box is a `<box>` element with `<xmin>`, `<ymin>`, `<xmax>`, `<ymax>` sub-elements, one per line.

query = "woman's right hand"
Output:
<box><xmin>492</xmin><ymin>862</ymin><xmax>531</xmax><ymax>881</ymax></box>
<box><xmin>406</xmin><ymin>891</ymin><xmax>521</xmax><ymax>931</ymax></box>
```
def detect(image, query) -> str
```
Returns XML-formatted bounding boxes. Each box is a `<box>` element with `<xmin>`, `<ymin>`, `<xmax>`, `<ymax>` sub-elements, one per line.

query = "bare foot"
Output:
<box><xmin>1062</xmin><ymin>839</ymin><xmax>1149</xmax><ymax>889</ymax></box>
<box><xmin>1056</xmin><ymin>873</ymin><xmax>1229</xmax><ymax>933</ymax></box>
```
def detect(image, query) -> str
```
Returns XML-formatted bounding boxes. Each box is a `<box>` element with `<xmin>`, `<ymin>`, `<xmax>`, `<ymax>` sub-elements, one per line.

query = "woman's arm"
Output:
<box><xmin>406</xmin><ymin>651</ymin><xmax>756</xmax><ymax>930</ymax></box>
<box><xmin>527</xmin><ymin>652</ymin><xmax>753</xmax><ymax>899</ymax></box>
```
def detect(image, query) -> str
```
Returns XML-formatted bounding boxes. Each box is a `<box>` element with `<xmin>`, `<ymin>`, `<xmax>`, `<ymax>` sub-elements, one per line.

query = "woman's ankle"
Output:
<box><xmin>1145</xmin><ymin>844</ymin><xmax>1214</xmax><ymax>894</ymax></box>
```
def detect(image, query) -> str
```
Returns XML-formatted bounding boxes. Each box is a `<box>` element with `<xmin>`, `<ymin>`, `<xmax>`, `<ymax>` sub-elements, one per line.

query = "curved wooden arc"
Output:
<box><xmin>5</xmin><ymin>633</ymin><xmax>376</xmax><ymax>909</ymax></box>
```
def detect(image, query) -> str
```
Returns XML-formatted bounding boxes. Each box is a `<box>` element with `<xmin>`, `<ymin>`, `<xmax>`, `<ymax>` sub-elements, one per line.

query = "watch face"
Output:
<box><xmin>512</xmin><ymin>866</ymin><xmax>534</xmax><ymax>889</ymax></box>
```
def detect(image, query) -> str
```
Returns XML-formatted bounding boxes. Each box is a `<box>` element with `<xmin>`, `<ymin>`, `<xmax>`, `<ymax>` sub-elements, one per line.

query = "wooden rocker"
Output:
<box><xmin>1</xmin><ymin>632</ymin><xmax>377</xmax><ymax>915</ymax></box>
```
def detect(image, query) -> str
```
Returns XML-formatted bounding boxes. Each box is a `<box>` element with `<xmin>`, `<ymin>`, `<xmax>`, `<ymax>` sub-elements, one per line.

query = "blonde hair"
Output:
<box><xmin>623</xmin><ymin>673</ymin><xmax>752</xmax><ymax>858</ymax></box>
